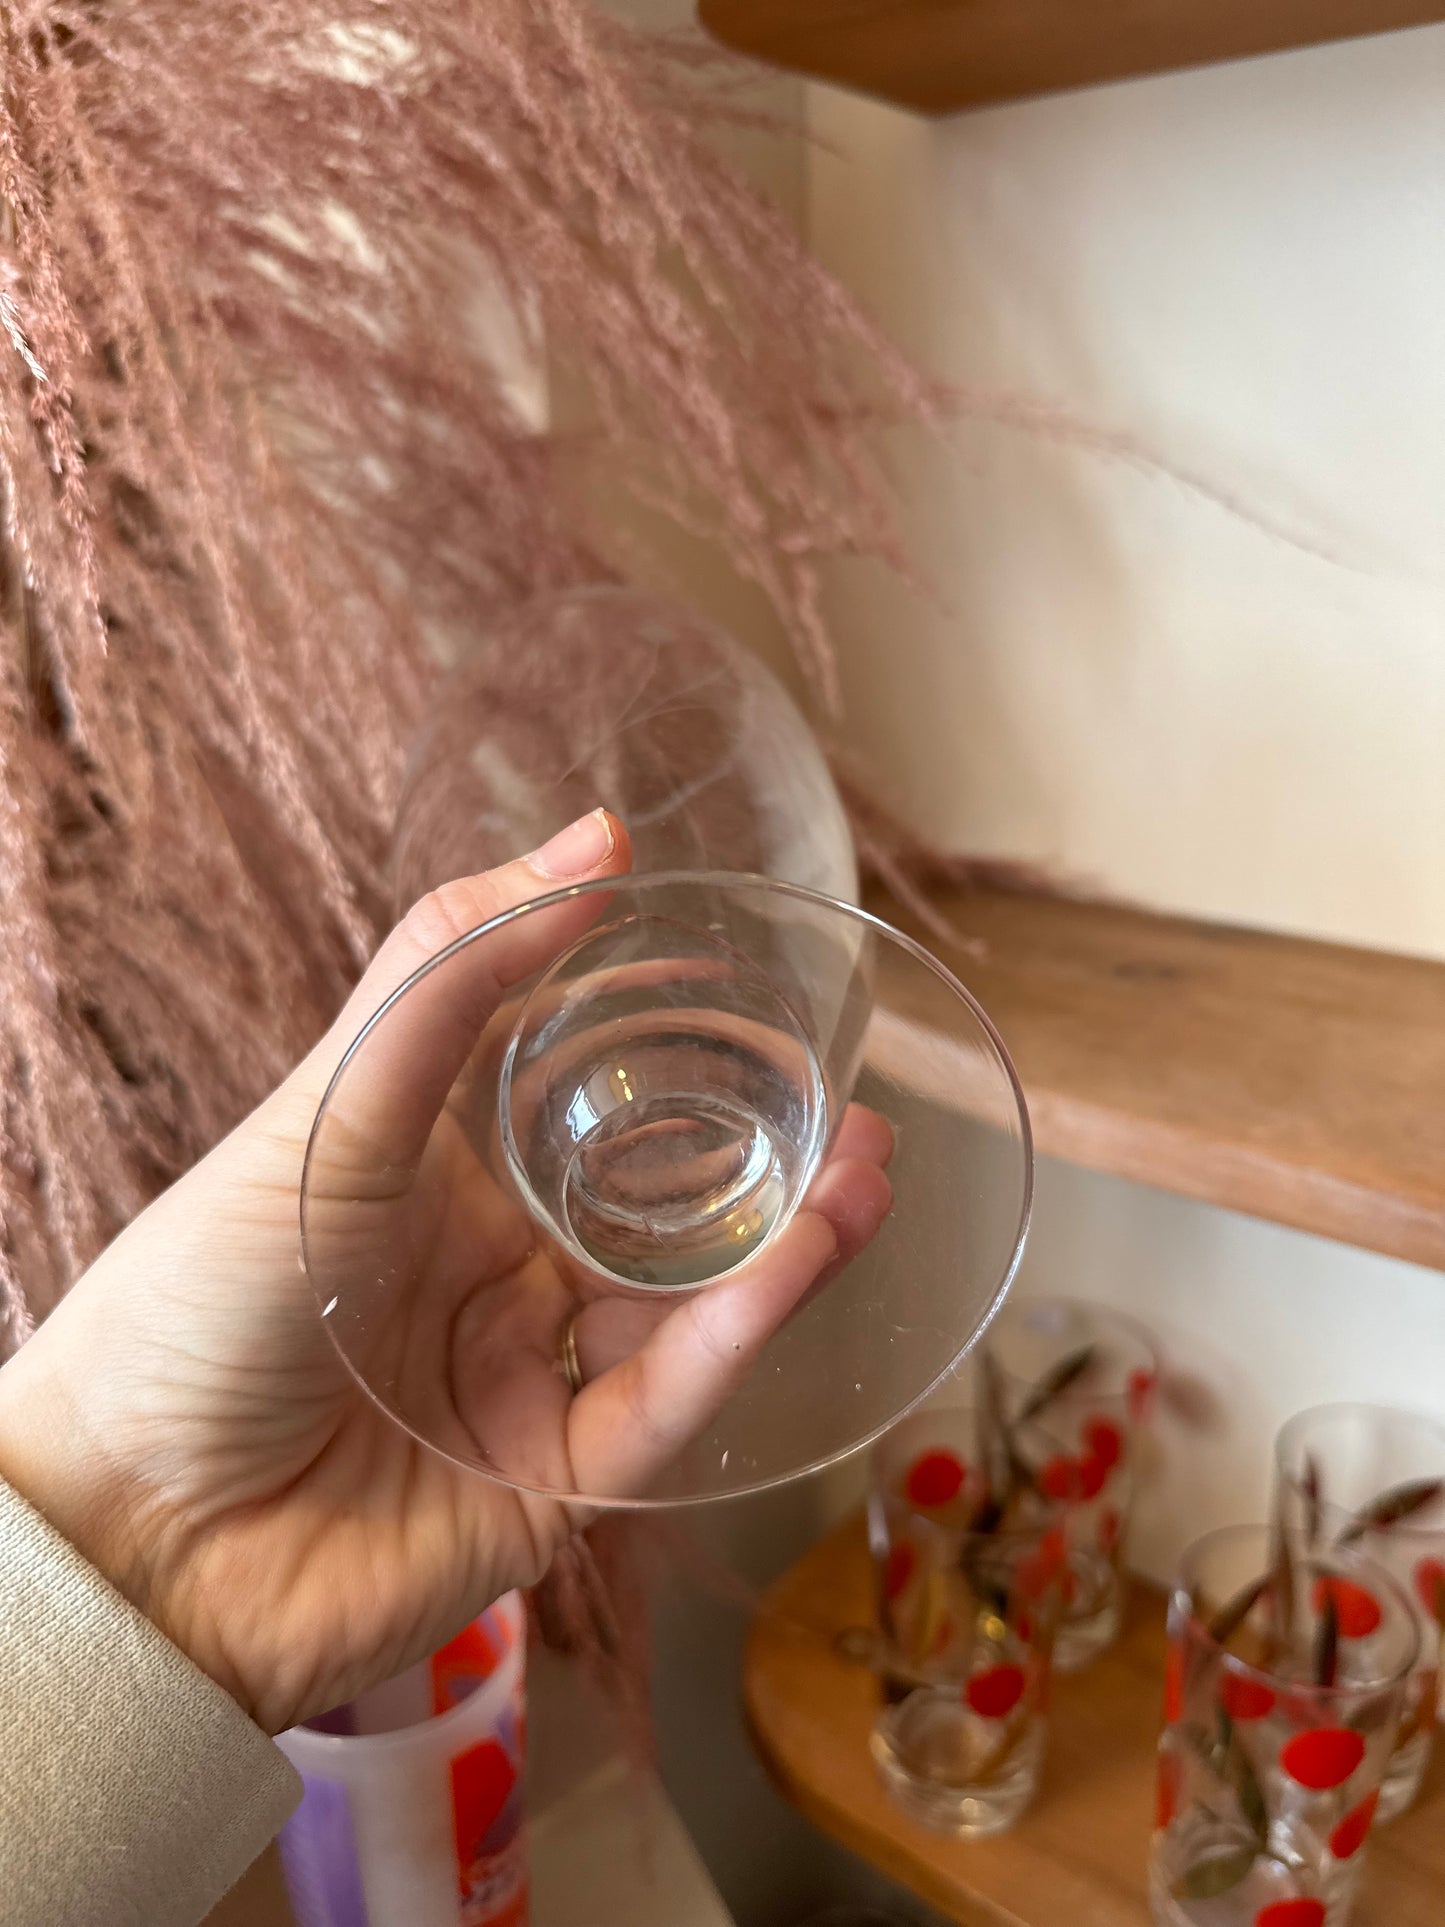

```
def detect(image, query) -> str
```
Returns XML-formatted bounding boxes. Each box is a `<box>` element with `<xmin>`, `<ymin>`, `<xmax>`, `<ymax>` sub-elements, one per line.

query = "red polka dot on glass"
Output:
<box><xmin>1039</xmin><ymin>1526</ymin><xmax>1067</xmax><ymax>1575</ymax></box>
<box><xmin>1414</xmin><ymin>1557</ymin><xmax>1445</xmax><ymax>1625</ymax></box>
<box><xmin>1163</xmin><ymin>1642</ymin><xmax>1186</xmax><ymax>1723</ymax></box>
<box><xmin>883</xmin><ymin>1543</ymin><xmax>915</xmax><ymax>1600</ymax></box>
<box><xmin>1014</xmin><ymin>1552</ymin><xmax>1047</xmax><ymax>1601</ymax></box>
<box><xmin>1016</xmin><ymin>1525</ymin><xmax>1069</xmax><ymax>1603</ymax></box>
<box><xmin>1154</xmin><ymin>1749</ymin><xmax>1182</xmax><ymax>1830</ymax></box>
<box><xmin>904</xmin><ymin>1449</ymin><xmax>965</xmax><ymax>1509</ymax></box>
<box><xmin>1254</xmin><ymin>1902</ymin><xmax>1326</xmax><ymax>1927</ymax></box>
<box><xmin>1040</xmin><ymin>1456</ymin><xmax>1080</xmax><ymax>1501</ymax></box>
<box><xmin>1076</xmin><ymin>1453</ymin><xmax>1110</xmax><ymax>1501</ymax></box>
<box><xmin>1098</xmin><ymin>1506</ymin><xmax>1122</xmax><ymax>1555</ymax></box>
<box><xmin>1083</xmin><ymin>1416</ymin><xmax>1124</xmax><ymax>1471</ymax></box>
<box><xmin>1127</xmin><ymin>1368</ymin><xmax>1157</xmax><ymax>1424</ymax></box>
<box><xmin>964</xmin><ymin>1663</ymin><xmax>1027</xmax><ymax>1720</ymax></box>
<box><xmin>1280</xmin><ymin>1726</ymin><xmax>1366</xmax><ymax>1791</ymax></box>
<box><xmin>1311</xmin><ymin>1576</ymin><xmax>1382</xmax><ymax>1640</ymax></box>
<box><xmin>1329</xmin><ymin>1788</ymin><xmax>1380</xmax><ymax>1861</ymax></box>
<box><xmin>1220</xmin><ymin>1671</ymin><xmax>1277</xmax><ymax>1722</ymax></box>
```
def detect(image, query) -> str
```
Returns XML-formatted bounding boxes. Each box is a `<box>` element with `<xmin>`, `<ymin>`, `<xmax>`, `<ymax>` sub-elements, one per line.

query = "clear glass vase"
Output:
<box><xmin>392</xmin><ymin>586</ymin><xmax>857</xmax><ymax>908</ymax></box>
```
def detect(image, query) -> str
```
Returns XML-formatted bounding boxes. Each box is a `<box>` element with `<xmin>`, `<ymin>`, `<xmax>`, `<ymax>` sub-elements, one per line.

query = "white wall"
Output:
<box><xmin>802</xmin><ymin>23</ymin><xmax>1445</xmax><ymax>1586</ymax></box>
<box><xmin>808</xmin><ymin>27</ymin><xmax>1445</xmax><ymax>959</ymax></box>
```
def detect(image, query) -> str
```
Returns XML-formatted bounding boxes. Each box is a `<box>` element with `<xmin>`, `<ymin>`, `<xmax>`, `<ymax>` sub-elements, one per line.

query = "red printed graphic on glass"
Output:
<box><xmin>1279</xmin><ymin>1726</ymin><xmax>1365</xmax><ymax>1792</ymax></box>
<box><xmin>1082</xmin><ymin>1416</ymin><xmax>1123</xmax><ymax>1473</ymax></box>
<box><xmin>964</xmin><ymin>1663</ymin><xmax>1027</xmax><ymax>1721</ymax></box>
<box><xmin>1310</xmin><ymin>1576</ymin><xmax>1381</xmax><ymax>1641</ymax></box>
<box><xmin>450</xmin><ymin>1677</ymin><xmax>527</xmax><ymax>1927</ymax></box>
<box><xmin>1328</xmin><ymin>1787</ymin><xmax>1380</xmax><ymax>1861</ymax></box>
<box><xmin>431</xmin><ymin>1615</ymin><xmax>513</xmax><ymax>1716</ymax></box>
<box><xmin>1253</xmin><ymin>1901</ymin><xmax>1326</xmax><ymax>1927</ymax></box>
<box><xmin>1220</xmin><ymin>1671</ymin><xmax>1278</xmax><ymax>1723</ymax></box>
<box><xmin>905</xmin><ymin>1449</ymin><xmax>966</xmax><ymax>1510</ymax></box>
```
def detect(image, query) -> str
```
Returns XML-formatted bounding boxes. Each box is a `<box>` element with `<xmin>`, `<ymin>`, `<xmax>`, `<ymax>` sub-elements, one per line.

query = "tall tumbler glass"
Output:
<box><xmin>1274</xmin><ymin>1402</ymin><xmax>1445</xmax><ymax>1820</ymax></box>
<box><xmin>972</xmin><ymin>1296</ymin><xmax>1160</xmax><ymax>1671</ymax></box>
<box><xmin>1151</xmin><ymin>1525</ymin><xmax>1417</xmax><ymax>1927</ymax></box>
<box><xmin>866</xmin><ymin>1406</ymin><xmax>1071</xmax><ymax>1835</ymax></box>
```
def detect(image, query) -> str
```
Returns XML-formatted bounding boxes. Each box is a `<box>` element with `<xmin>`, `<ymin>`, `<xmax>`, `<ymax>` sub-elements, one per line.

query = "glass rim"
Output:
<box><xmin>988</xmin><ymin>1295</ymin><xmax>1161</xmax><ymax>1388</ymax></box>
<box><xmin>300</xmin><ymin>868</ymin><xmax>1035</xmax><ymax>1510</ymax></box>
<box><xmin>1172</xmin><ymin>1522</ymin><xmax>1421</xmax><ymax>1698</ymax></box>
<box><xmin>279</xmin><ymin>1591</ymin><xmax>525</xmax><ymax>1758</ymax></box>
<box><xmin>1275</xmin><ymin>1401</ymin><xmax>1445</xmax><ymax>1547</ymax></box>
<box><xmin>872</xmin><ymin>1499</ymin><xmax>1072</xmax><ymax>1551</ymax></box>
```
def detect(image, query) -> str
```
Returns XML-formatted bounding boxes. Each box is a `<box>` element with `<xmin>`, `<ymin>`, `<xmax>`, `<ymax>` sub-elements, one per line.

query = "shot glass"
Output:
<box><xmin>1150</xmin><ymin>1524</ymin><xmax>1417</xmax><ymax>1927</ymax></box>
<box><xmin>867</xmin><ymin>1407</ymin><xmax>1070</xmax><ymax>1836</ymax></box>
<box><xmin>1274</xmin><ymin>1402</ymin><xmax>1445</xmax><ymax>1820</ymax></box>
<box><xmin>975</xmin><ymin>1295</ymin><xmax>1160</xmax><ymax>1670</ymax></box>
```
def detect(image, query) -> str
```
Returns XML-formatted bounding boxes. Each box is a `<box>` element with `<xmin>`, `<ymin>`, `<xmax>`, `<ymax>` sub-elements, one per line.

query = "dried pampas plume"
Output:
<box><xmin>0</xmin><ymin>0</ymin><xmax>936</xmax><ymax>1344</ymax></box>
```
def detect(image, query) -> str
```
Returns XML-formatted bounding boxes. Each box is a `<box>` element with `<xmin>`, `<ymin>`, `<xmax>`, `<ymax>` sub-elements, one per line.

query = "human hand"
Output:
<box><xmin>0</xmin><ymin>812</ymin><xmax>892</xmax><ymax>1734</ymax></box>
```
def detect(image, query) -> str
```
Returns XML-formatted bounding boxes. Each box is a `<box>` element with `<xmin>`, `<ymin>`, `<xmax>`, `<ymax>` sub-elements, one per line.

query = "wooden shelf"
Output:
<box><xmin>868</xmin><ymin>884</ymin><xmax>1445</xmax><ymax>1271</ymax></box>
<box><xmin>699</xmin><ymin>1</ymin><xmax>1445</xmax><ymax>115</ymax></box>
<box><xmin>744</xmin><ymin>1515</ymin><xmax>1445</xmax><ymax>1927</ymax></box>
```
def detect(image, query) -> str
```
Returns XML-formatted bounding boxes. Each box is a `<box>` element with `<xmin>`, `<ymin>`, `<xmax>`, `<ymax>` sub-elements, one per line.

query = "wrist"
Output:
<box><xmin>0</xmin><ymin>1300</ymin><xmax>159</xmax><ymax>1632</ymax></box>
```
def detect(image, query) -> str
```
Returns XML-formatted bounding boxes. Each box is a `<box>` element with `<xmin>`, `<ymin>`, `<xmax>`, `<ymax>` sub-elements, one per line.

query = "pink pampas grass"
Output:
<box><xmin>0</xmin><ymin>0</ymin><xmax>929</xmax><ymax>1340</ymax></box>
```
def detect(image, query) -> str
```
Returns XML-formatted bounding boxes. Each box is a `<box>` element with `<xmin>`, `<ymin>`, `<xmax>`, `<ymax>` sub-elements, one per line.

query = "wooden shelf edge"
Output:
<box><xmin>698</xmin><ymin>1</ymin><xmax>1445</xmax><ymax>116</ymax></box>
<box><xmin>1026</xmin><ymin>1091</ymin><xmax>1445</xmax><ymax>1272</ymax></box>
<box><xmin>868</xmin><ymin>884</ymin><xmax>1445</xmax><ymax>1272</ymax></box>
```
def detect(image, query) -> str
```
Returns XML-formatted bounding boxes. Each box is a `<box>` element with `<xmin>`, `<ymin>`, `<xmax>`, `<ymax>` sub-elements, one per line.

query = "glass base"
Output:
<box><xmin>1376</xmin><ymin>1727</ymin><xmax>1432</xmax><ymax>1822</ymax></box>
<box><xmin>870</xmin><ymin>1694</ymin><xmax>1043</xmax><ymax>1838</ymax></box>
<box><xmin>1149</xmin><ymin>1861</ymin><xmax>1343</xmax><ymax>1926</ymax></box>
<box><xmin>1054</xmin><ymin>1585</ymin><xmax>1123</xmax><ymax>1674</ymax></box>
<box><xmin>1150</xmin><ymin>1815</ymin><xmax>1357</xmax><ymax>1926</ymax></box>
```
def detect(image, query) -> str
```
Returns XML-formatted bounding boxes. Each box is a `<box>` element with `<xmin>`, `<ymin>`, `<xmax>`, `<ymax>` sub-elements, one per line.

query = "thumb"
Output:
<box><xmin>295</xmin><ymin>810</ymin><xmax>632</xmax><ymax>1171</ymax></box>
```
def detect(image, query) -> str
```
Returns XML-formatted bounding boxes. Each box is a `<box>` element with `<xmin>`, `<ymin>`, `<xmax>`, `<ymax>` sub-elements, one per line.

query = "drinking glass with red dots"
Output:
<box><xmin>1273</xmin><ymin>1403</ymin><xmax>1445</xmax><ymax>1821</ymax></box>
<box><xmin>865</xmin><ymin>1406</ymin><xmax>1072</xmax><ymax>1836</ymax></box>
<box><xmin>970</xmin><ymin>1296</ymin><xmax>1160</xmax><ymax>1671</ymax></box>
<box><xmin>1150</xmin><ymin>1523</ymin><xmax>1417</xmax><ymax>1927</ymax></box>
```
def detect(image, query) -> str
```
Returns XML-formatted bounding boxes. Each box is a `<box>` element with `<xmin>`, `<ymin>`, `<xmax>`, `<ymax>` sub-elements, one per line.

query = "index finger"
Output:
<box><xmin>306</xmin><ymin>813</ymin><xmax>632</xmax><ymax>1175</ymax></box>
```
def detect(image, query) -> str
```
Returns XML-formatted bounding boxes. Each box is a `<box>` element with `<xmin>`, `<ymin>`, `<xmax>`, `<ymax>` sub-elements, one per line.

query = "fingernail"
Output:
<box><xmin>528</xmin><ymin>808</ymin><xmax>614</xmax><ymax>879</ymax></box>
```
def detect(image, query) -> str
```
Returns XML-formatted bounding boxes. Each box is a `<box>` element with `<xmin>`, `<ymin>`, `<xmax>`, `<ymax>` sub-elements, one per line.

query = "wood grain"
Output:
<box><xmin>699</xmin><ymin>0</ymin><xmax>1445</xmax><ymax>114</ymax></box>
<box><xmin>744</xmin><ymin>1515</ymin><xmax>1445</xmax><ymax>1927</ymax></box>
<box><xmin>869</xmin><ymin>884</ymin><xmax>1445</xmax><ymax>1270</ymax></box>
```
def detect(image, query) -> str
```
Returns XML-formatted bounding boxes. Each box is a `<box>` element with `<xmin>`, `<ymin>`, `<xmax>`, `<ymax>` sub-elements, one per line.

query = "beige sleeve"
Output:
<box><xmin>0</xmin><ymin>1478</ymin><xmax>301</xmax><ymax>1927</ymax></box>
